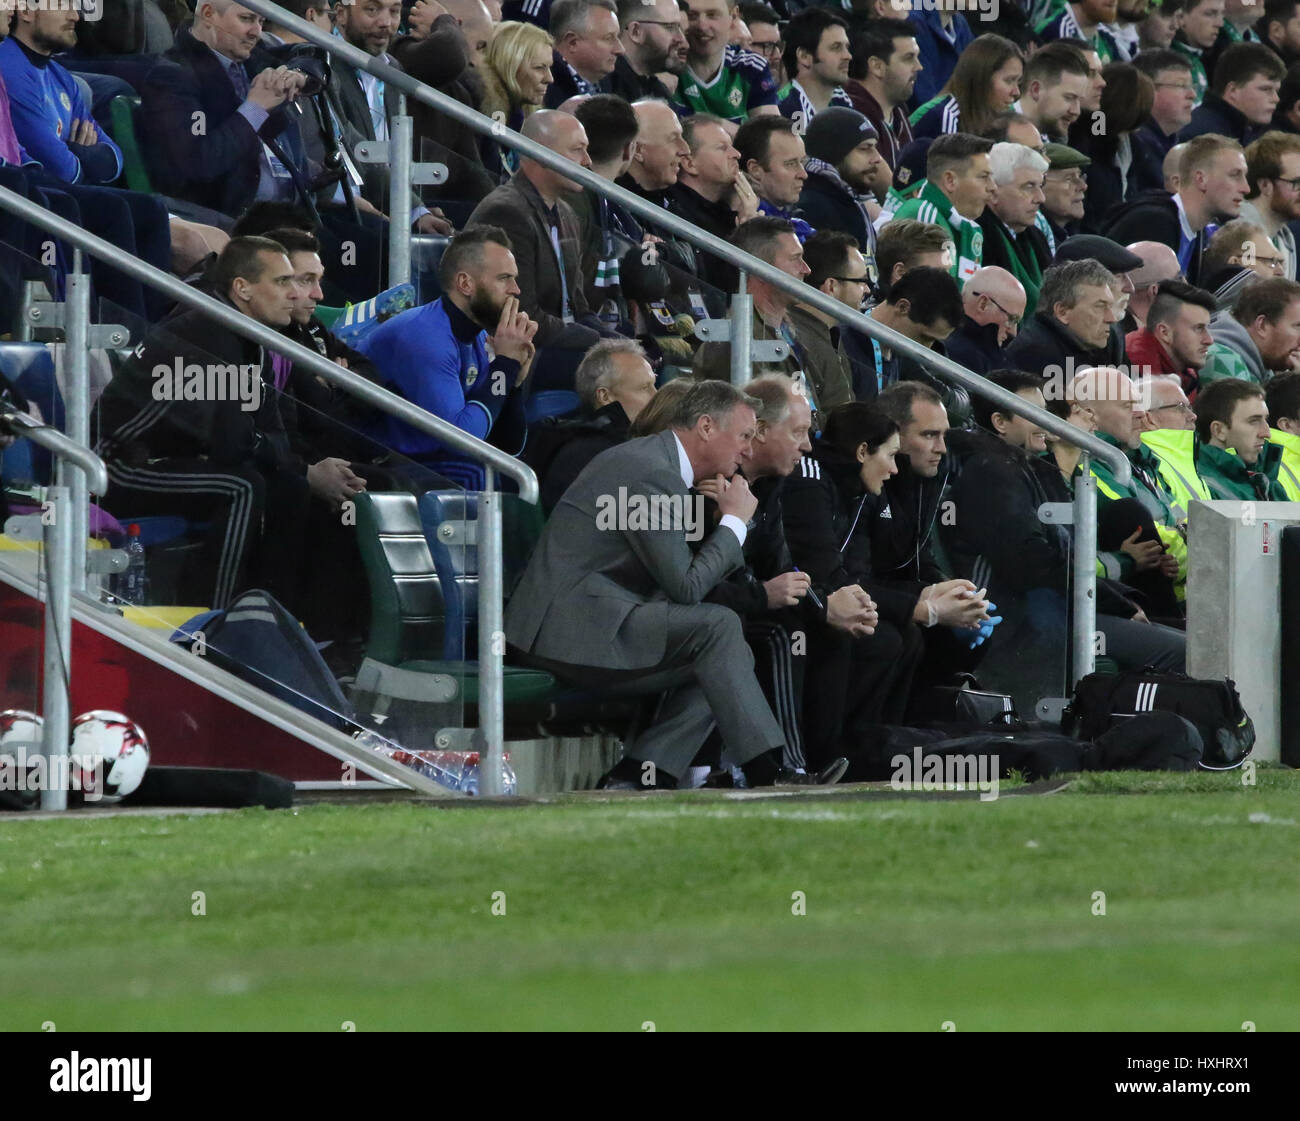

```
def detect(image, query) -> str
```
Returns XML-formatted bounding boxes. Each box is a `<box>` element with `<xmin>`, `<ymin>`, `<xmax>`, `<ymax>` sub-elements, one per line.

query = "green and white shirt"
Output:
<box><xmin>674</xmin><ymin>46</ymin><xmax>778</xmax><ymax>124</ymax></box>
<box><xmin>890</xmin><ymin>180</ymin><xmax>984</xmax><ymax>281</ymax></box>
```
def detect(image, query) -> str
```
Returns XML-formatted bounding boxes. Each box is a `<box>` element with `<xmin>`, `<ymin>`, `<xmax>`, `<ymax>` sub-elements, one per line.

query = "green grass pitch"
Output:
<box><xmin>3</xmin><ymin>768</ymin><xmax>1299</xmax><ymax>1031</ymax></box>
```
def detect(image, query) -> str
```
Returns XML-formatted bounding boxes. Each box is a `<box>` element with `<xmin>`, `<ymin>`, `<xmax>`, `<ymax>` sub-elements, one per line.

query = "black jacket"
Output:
<box><xmin>1129</xmin><ymin>119</ymin><xmax>1176</xmax><ymax>196</ymax></box>
<box><xmin>944</xmin><ymin>316</ymin><xmax>1005</xmax><ymax>377</ymax></box>
<box><xmin>141</xmin><ymin>27</ymin><xmax>312</xmax><ymax>218</ymax></box>
<box><xmin>1177</xmin><ymin>90</ymin><xmax>1259</xmax><ymax>145</ymax></box>
<box><xmin>527</xmin><ymin>401</ymin><xmax>631</xmax><ymax>514</ymax></box>
<box><xmin>1003</xmin><ymin>309</ymin><xmax>1114</xmax><ymax>378</ymax></box>
<box><xmin>876</xmin><ymin>453</ymin><xmax>950</xmax><ymax>587</ymax></box>
<box><xmin>1104</xmin><ymin>189</ymin><xmax>1209</xmax><ymax>283</ymax></box>
<box><xmin>666</xmin><ymin>181</ymin><xmax>739</xmax><ymax>294</ymax></box>
<box><xmin>797</xmin><ymin>167</ymin><xmax>870</xmax><ymax>255</ymax></box>
<box><xmin>704</xmin><ymin>474</ymin><xmax>803</xmax><ymax>619</ymax></box>
<box><xmin>95</xmin><ymin>303</ymin><xmax>295</xmax><ymax>474</ymax></box>
<box><xmin>780</xmin><ymin>441</ymin><xmax>922</xmax><ymax>628</ymax></box>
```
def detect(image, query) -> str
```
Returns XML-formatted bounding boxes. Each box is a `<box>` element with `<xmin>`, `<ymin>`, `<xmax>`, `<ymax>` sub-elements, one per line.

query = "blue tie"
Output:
<box><xmin>229</xmin><ymin>61</ymin><xmax>249</xmax><ymax>101</ymax></box>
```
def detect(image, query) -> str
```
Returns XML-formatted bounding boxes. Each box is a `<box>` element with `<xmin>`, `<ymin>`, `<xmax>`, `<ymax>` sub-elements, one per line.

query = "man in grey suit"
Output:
<box><xmin>507</xmin><ymin>380</ymin><xmax>848</xmax><ymax>788</ymax></box>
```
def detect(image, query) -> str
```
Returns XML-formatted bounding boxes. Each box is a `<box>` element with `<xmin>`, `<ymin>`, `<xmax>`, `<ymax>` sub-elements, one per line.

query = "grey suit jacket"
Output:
<box><xmin>506</xmin><ymin>430</ymin><xmax>744</xmax><ymax>670</ymax></box>
<box><xmin>467</xmin><ymin>173</ymin><xmax>599</xmax><ymax>351</ymax></box>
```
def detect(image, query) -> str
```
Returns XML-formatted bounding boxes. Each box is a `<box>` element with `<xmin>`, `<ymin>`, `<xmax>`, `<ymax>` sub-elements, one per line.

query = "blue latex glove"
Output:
<box><xmin>953</xmin><ymin>602</ymin><xmax>1002</xmax><ymax>649</ymax></box>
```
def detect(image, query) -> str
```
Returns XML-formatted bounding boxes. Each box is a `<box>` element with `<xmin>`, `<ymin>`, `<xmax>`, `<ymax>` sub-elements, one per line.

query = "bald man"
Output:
<box><xmin>1124</xmin><ymin>241</ymin><xmax>1183</xmax><ymax>331</ymax></box>
<box><xmin>1163</xmin><ymin>142</ymin><xmax>1187</xmax><ymax>194</ymax></box>
<box><xmin>1137</xmin><ymin>374</ymin><xmax>1214</xmax><ymax>515</ymax></box>
<box><xmin>945</xmin><ymin>266</ymin><xmax>1027</xmax><ymax>375</ymax></box>
<box><xmin>436</xmin><ymin>0</ymin><xmax>493</xmax><ymax>68</ymax></box>
<box><xmin>469</xmin><ymin>109</ymin><xmax>611</xmax><ymax>381</ymax></box>
<box><xmin>620</xmin><ymin>99</ymin><xmax>691</xmax><ymax>199</ymax></box>
<box><xmin>1072</xmin><ymin>365</ymin><xmax>1187</xmax><ymax>618</ymax></box>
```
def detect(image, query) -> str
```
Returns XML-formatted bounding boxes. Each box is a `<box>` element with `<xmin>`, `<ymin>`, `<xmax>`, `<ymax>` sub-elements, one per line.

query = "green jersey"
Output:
<box><xmin>891</xmin><ymin>180</ymin><xmax>984</xmax><ymax>282</ymax></box>
<box><xmin>674</xmin><ymin>46</ymin><xmax>778</xmax><ymax>124</ymax></box>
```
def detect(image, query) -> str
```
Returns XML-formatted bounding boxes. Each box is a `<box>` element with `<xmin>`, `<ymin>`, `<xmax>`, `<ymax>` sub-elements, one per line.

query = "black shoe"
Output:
<box><xmin>774</xmin><ymin>757</ymin><xmax>849</xmax><ymax>786</ymax></box>
<box><xmin>596</xmin><ymin>760</ymin><xmax>678</xmax><ymax>791</ymax></box>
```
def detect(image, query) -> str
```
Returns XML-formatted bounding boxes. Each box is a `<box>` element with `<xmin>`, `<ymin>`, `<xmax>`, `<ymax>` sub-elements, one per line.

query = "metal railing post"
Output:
<box><xmin>389</xmin><ymin>97</ymin><xmax>412</xmax><ymax>289</ymax></box>
<box><xmin>1072</xmin><ymin>453</ymin><xmax>1098</xmax><ymax>684</ymax></box>
<box><xmin>39</xmin><ymin>484</ymin><xmax>73</xmax><ymax>811</ymax></box>
<box><xmin>477</xmin><ymin>467</ymin><xmax>505</xmax><ymax>796</ymax></box>
<box><xmin>64</xmin><ymin>250</ymin><xmax>90</xmax><ymax>592</ymax></box>
<box><xmin>730</xmin><ymin>271</ymin><xmax>752</xmax><ymax>389</ymax></box>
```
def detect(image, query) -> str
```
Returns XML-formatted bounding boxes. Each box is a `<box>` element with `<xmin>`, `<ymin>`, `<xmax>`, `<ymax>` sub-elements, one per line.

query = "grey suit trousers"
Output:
<box><xmin>520</xmin><ymin>602</ymin><xmax>786</xmax><ymax>779</ymax></box>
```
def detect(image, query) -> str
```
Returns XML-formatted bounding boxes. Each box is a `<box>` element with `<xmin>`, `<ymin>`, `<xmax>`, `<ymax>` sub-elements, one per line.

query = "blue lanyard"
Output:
<box><xmin>864</xmin><ymin>308</ymin><xmax>884</xmax><ymax>394</ymax></box>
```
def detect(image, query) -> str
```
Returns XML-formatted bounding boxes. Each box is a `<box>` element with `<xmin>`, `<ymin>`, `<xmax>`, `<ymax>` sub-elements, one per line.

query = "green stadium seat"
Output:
<box><xmin>107</xmin><ymin>96</ymin><xmax>153</xmax><ymax>194</ymax></box>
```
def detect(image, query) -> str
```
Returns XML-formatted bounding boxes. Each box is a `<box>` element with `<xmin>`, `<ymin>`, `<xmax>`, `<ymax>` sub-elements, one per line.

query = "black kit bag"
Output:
<box><xmin>1064</xmin><ymin>669</ymin><xmax>1254</xmax><ymax>771</ymax></box>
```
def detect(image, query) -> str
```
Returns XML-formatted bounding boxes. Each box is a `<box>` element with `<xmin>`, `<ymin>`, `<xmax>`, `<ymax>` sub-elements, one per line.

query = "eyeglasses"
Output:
<box><xmin>1148</xmin><ymin>401</ymin><xmax>1195</xmax><ymax>416</ymax></box>
<box><xmin>751</xmin><ymin>41</ymin><xmax>783</xmax><ymax>56</ymax></box>
<box><xmin>1271</xmin><ymin>176</ymin><xmax>1300</xmax><ymax>191</ymax></box>
<box><xmin>633</xmin><ymin>19</ymin><xmax>688</xmax><ymax>31</ymax></box>
<box><xmin>830</xmin><ymin>275</ymin><xmax>870</xmax><ymax>285</ymax></box>
<box><xmin>984</xmin><ymin>294</ymin><xmax>1021</xmax><ymax>328</ymax></box>
<box><xmin>1152</xmin><ymin>81</ymin><xmax>1195</xmax><ymax>92</ymax></box>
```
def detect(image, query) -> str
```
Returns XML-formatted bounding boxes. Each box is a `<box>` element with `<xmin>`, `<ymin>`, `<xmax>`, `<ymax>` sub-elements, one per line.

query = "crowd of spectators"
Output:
<box><xmin>5</xmin><ymin>0</ymin><xmax>1300</xmax><ymax>786</ymax></box>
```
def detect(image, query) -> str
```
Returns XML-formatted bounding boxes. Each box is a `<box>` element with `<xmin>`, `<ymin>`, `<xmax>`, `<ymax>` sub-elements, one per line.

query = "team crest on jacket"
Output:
<box><xmin>729</xmin><ymin>87</ymin><xmax>743</xmax><ymax>108</ymax></box>
<box><xmin>465</xmin><ymin>364</ymin><xmax>478</xmax><ymax>387</ymax></box>
<box><xmin>971</xmin><ymin>229</ymin><xmax>984</xmax><ymax>257</ymax></box>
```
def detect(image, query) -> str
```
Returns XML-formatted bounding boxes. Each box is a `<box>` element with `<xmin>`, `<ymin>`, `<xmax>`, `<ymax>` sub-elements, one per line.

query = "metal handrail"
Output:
<box><xmin>0</xmin><ymin>186</ymin><xmax>539</xmax><ymax>505</ymax></box>
<box><xmin>236</xmin><ymin>0</ymin><xmax>1131</xmax><ymax>488</ymax></box>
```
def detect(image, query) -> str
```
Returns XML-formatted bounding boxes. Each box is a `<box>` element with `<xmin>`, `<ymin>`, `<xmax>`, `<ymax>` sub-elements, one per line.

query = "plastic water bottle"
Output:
<box><xmin>119</xmin><ymin>524</ymin><xmax>148</xmax><ymax>606</ymax></box>
<box><xmin>598</xmin><ymin>298</ymin><xmax>620</xmax><ymax>331</ymax></box>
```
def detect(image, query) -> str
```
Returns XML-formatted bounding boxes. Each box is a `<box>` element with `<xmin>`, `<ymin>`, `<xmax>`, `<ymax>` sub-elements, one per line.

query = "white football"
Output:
<box><xmin>71</xmin><ymin>710</ymin><xmax>150</xmax><ymax>802</ymax></box>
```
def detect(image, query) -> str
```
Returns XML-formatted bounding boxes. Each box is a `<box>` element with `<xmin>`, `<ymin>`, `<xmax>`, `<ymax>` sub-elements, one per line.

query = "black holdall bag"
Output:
<box><xmin>1063</xmin><ymin>669</ymin><xmax>1255</xmax><ymax>771</ymax></box>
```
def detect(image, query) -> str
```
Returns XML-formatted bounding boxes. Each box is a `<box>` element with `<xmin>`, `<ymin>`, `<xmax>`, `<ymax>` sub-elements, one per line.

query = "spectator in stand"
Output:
<box><xmin>978</xmin><ymin>141</ymin><xmax>1052</xmax><ymax>314</ymax></box>
<box><xmin>328</xmin><ymin>0</ymin><xmax>456</xmax><ymax>233</ymax></box>
<box><xmin>735</xmin><ymin>116</ymin><xmax>811</xmax><ymax>239</ymax></box>
<box><xmin>1104</xmin><ymin>133</ymin><xmax>1247</xmax><ymax>283</ymax></box>
<box><xmin>1040</xmin><ymin>142</ymin><xmax>1091</xmax><ymax>250</ymax></box>
<box><xmin>891</xmin><ymin>133</ymin><xmax>995</xmax><ymax>282</ymax></box>
<box><xmin>1271</xmin><ymin>58</ymin><xmax>1300</xmax><ymax>133</ymax></box>
<box><xmin>1178</xmin><ymin>41</ymin><xmax>1285</xmax><ymax>144</ymax></box>
<box><xmin>502</xmin><ymin>0</ymin><xmax>551</xmax><ymax>25</ymax></box>
<box><xmin>507</xmin><ymin>379</ymin><xmax>848</xmax><ymax>789</ymax></box>
<box><xmin>1005</xmin><ymin>257</ymin><xmax>1120</xmax><ymax>378</ymax></box>
<box><xmin>845</xmin><ymin>20</ymin><xmax>921</xmax><ymax>173</ymax></box>
<box><xmin>0</xmin><ymin>4</ymin><xmax>172</xmax><ymax>322</ymax></box>
<box><xmin>1265</xmin><ymin>371</ymin><xmax>1300</xmax><ymax>496</ymax></box>
<box><xmin>1199</xmin><ymin>217</ymin><xmax>1288</xmax><ymax>292</ymax></box>
<box><xmin>468</xmin><ymin>111</ymin><xmax>607</xmax><ymax>388</ymax></box>
<box><xmin>1124</xmin><ymin>240</ymin><xmax>1185</xmax><ymax>330</ymax></box>
<box><xmin>906</xmin><ymin>0</ymin><xmax>975</xmax><ymax>110</ymax></box>
<box><xmin>531</xmin><ymin>338</ymin><xmax>657</xmax><ymax>512</ymax></box>
<box><xmin>1037</xmin><ymin>0</ymin><xmax>1124</xmax><ymax>61</ymax></box>
<box><xmin>613</xmin><ymin>0</ymin><xmax>688</xmax><ymax>105</ymax></box>
<box><xmin>981</xmin><ymin>110</ymin><xmax>1047</xmax><ymax>152</ymax></box>
<box><xmin>1131</xmin><ymin>49</ymin><xmax>1198</xmax><ymax>193</ymax></box>
<box><xmin>693</xmin><ymin>216</ymin><xmax>809</xmax><ymax>383</ymax></box>
<box><xmin>676</xmin><ymin>0</ymin><xmax>779</xmax><ymax>123</ymax></box>
<box><xmin>738</xmin><ymin>3</ymin><xmax>783</xmax><ymax>86</ymax></box>
<box><xmin>1239</xmin><ymin>130</ymin><xmax>1300</xmax><ymax>280</ymax></box>
<box><xmin>95</xmin><ymin>237</ymin><xmax>314</xmax><ymax>611</ymax></box>
<box><xmin>1258</xmin><ymin>0</ymin><xmax>1300</xmax><ymax>70</ymax></box>
<box><xmin>480</xmin><ymin>21</ymin><xmax>555</xmax><ymax>177</ymax></box>
<box><xmin>1053</xmin><ymin>233</ymin><xmax>1143</xmax><ymax>359</ymax></box>
<box><xmin>1127</xmin><ymin>279</ymin><xmax>1216</xmax><ymax>391</ymax></box>
<box><xmin>619</xmin><ymin>98</ymin><xmax>690</xmax><ymax>207</ymax></box>
<box><xmin>797</xmin><ymin>107</ymin><xmax>885</xmax><ymax>258</ymax></box>
<box><xmin>1137</xmin><ymin>373</ymin><xmax>1212</xmax><ymax>513</ymax></box>
<box><xmin>544</xmin><ymin>0</ymin><xmax>624</xmax><ymax>107</ymax></box>
<box><xmin>1194</xmin><ymin>376</ymin><xmax>1291</xmax><ymax>495</ymax></box>
<box><xmin>354</xmin><ymin>226</ymin><xmax>536</xmax><ymax>475</ymax></box>
<box><xmin>908</xmin><ymin>35</ymin><xmax>1024</xmax><ymax>141</ymax></box>
<box><xmin>853</xmin><ymin>266</ymin><xmax>963</xmax><ymax>400</ymax></box>
<box><xmin>946</xmin><ymin>369</ymin><xmax>1185</xmax><ymax>701</ymax></box>
<box><xmin>1139</xmin><ymin>0</ymin><xmax>1184</xmax><ymax>50</ymax></box>
<box><xmin>1065</xmin><ymin>62</ymin><xmax>1154</xmax><ymax>231</ymax></box>
<box><xmin>1173</xmin><ymin>0</ymin><xmax>1227</xmax><ymax>105</ymax></box>
<box><xmin>1018</xmin><ymin>40</ymin><xmax>1093</xmax><ymax>142</ymax></box>
<box><xmin>777</xmin><ymin>7</ymin><xmax>853</xmax><ymax>124</ymax></box>
<box><xmin>947</xmin><ymin>266</ymin><xmax>1029</xmax><ymax>376</ymax></box>
<box><xmin>782</xmin><ymin>400</ymin><xmax>989</xmax><ymax>773</ymax></box>
<box><xmin>1201</xmin><ymin>275</ymin><xmax>1300</xmax><ymax>384</ymax></box>
<box><xmin>874</xmin><ymin>218</ymin><xmax>952</xmax><ymax>297</ymax></box>
<box><xmin>393</xmin><ymin>0</ymin><xmax>498</xmax><ymax>219</ymax></box>
<box><xmin>787</xmin><ymin>230</ymin><xmax>867</xmax><ymax>412</ymax></box>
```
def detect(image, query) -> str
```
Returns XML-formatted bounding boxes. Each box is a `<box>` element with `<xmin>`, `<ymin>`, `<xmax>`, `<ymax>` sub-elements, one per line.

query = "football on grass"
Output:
<box><xmin>71</xmin><ymin>710</ymin><xmax>150</xmax><ymax>802</ymax></box>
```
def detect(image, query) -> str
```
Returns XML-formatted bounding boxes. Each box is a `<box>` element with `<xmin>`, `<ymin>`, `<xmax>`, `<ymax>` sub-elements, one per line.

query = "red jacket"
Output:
<box><xmin>1125</xmin><ymin>327</ymin><xmax>1198</xmax><ymax>397</ymax></box>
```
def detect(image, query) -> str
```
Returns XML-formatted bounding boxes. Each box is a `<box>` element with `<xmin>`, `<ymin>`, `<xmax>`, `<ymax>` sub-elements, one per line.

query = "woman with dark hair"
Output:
<box><xmin>1068</xmin><ymin>62</ymin><xmax>1155</xmax><ymax>231</ymax></box>
<box><xmin>908</xmin><ymin>35</ymin><xmax>1024</xmax><ymax>140</ymax></box>
<box><xmin>781</xmin><ymin>402</ymin><xmax>990</xmax><ymax>773</ymax></box>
